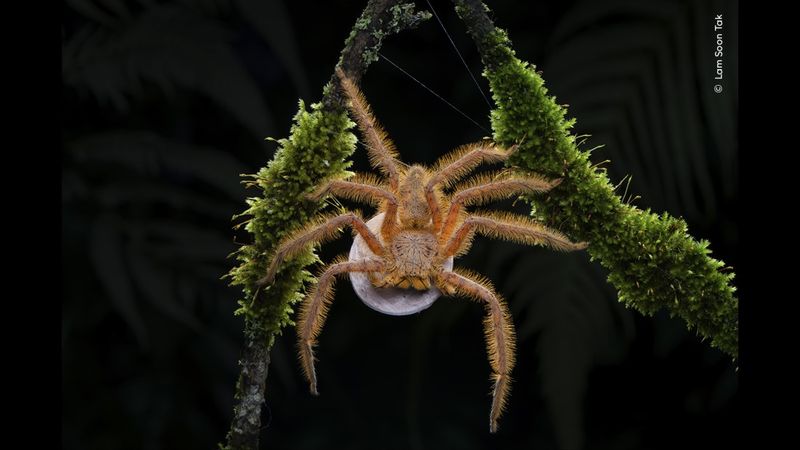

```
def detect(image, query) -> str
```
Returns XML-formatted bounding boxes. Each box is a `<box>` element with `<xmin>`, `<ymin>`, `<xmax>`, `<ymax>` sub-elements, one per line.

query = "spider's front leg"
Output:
<box><xmin>438</xmin><ymin>174</ymin><xmax>562</xmax><ymax>243</ymax></box>
<box><xmin>298</xmin><ymin>256</ymin><xmax>385</xmax><ymax>395</ymax></box>
<box><xmin>307</xmin><ymin>174</ymin><xmax>400</xmax><ymax>241</ymax></box>
<box><xmin>336</xmin><ymin>68</ymin><xmax>402</xmax><ymax>190</ymax></box>
<box><xmin>259</xmin><ymin>211</ymin><xmax>385</xmax><ymax>286</ymax></box>
<box><xmin>442</xmin><ymin>212</ymin><xmax>588</xmax><ymax>258</ymax></box>
<box><xmin>425</xmin><ymin>143</ymin><xmax>517</xmax><ymax>232</ymax></box>
<box><xmin>435</xmin><ymin>268</ymin><xmax>516</xmax><ymax>433</ymax></box>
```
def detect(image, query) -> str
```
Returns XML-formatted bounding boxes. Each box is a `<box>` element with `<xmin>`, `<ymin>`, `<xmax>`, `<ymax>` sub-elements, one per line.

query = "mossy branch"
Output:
<box><xmin>452</xmin><ymin>0</ymin><xmax>737</xmax><ymax>358</ymax></box>
<box><xmin>222</xmin><ymin>0</ymin><xmax>737</xmax><ymax>445</ymax></box>
<box><xmin>221</xmin><ymin>2</ymin><xmax>430</xmax><ymax>449</ymax></box>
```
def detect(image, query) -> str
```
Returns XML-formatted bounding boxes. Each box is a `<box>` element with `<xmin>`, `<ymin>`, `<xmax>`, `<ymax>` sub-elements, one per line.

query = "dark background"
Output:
<box><xmin>62</xmin><ymin>0</ymin><xmax>738</xmax><ymax>449</ymax></box>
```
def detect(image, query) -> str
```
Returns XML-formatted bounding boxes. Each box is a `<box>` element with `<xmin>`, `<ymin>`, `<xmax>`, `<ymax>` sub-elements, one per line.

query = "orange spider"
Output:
<box><xmin>259</xmin><ymin>68</ymin><xmax>588</xmax><ymax>432</ymax></box>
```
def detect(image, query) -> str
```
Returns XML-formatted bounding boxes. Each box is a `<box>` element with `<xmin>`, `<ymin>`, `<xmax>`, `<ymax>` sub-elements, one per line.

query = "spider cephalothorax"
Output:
<box><xmin>259</xmin><ymin>68</ymin><xmax>588</xmax><ymax>432</ymax></box>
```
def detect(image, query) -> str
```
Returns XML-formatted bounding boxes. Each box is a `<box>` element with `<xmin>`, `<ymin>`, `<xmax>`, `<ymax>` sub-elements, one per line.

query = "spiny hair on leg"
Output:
<box><xmin>429</xmin><ymin>141</ymin><xmax>517</xmax><ymax>189</ymax></box>
<box><xmin>446</xmin><ymin>217</ymin><xmax>478</xmax><ymax>258</ymax></box>
<box><xmin>445</xmin><ymin>268</ymin><xmax>517</xmax><ymax>433</ymax></box>
<box><xmin>449</xmin><ymin>268</ymin><xmax>517</xmax><ymax>370</ymax></box>
<box><xmin>438</xmin><ymin>171</ymin><xmax>560</xmax><ymax>248</ymax></box>
<box><xmin>295</xmin><ymin>255</ymin><xmax>348</xmax><ymax>393</ymax></box>
<box><xmin>449</xmin><ymin>170</ymin><xmax>562</xmax><ymax>207</ymax></box>
<box><xmin>462</xmin><ymin>210</ymin><xmax>588</xmax><ymax>252</ymax></box>
<box><xmin>489</xmin><ymin>372</ymin><xmax>513</xmax><ymax>433</ymax></box>
<box><xmin>296</xmin><ymin>255</ymin><xmax>383</xmax><ymax>393</ymax></box>
<box><xmin>336</xmin><ymin>68</ymin><xmax>401</xmax><ymax>187</ymax></box>
<box><xmin>307</xmin><ymin>173</ymin><xmax>392</xmax><ymax>206</ymax></box>
<box><xmin>298</xmin><ymin>254</ymin><xmax>352</xmax><ymax>341</ymax></box>
<box><xmin>262</xmin><ymin>210</ymin><xmax>370</xmax><ymax>284</ymax></box>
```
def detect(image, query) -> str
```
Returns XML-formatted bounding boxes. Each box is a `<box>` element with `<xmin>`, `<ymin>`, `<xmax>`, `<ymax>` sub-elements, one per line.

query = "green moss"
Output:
<box><xmin>231</xmin><ymin>2</ymin><xmax>737</xmax><ymax>360</ymax></box>
<box><xmin>227</xmin><ymin>99</ymin><xmax>356</xmax><ymax>347</ymax></box>
<box><xmin>228</xmin><ymin>1</ymin><xmax>430</xmax><ymax>351</ymax></box>
<box><xmin>389</xmin><ymin>3</ymin><xmax>432</xmax><ymax>31</ymax></box>
<box><xmin>481</xmin><ymin>28</ymin><xmax>738</xmax><ymax>358</ymax></box>
<box><xmin>363</xmin><ymin>4</ymin><xmax>431</xmax><ymax>66</ymax></box>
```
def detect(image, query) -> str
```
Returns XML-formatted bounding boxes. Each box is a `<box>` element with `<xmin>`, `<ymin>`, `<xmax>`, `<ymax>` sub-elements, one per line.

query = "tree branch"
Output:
<box><xmin>452</xmin><ymin>0</ymin><xmax>738</xmax><ymax>358</ymax></box>
<box><xmin>221</xmin><ymin>2</ymin><xmax>430</xmax><ymax>449</ymax></box>
<box><xmin>323</xmin><ymin>1</ymin><xmax>431</xmax><ymax>111</ymax></box>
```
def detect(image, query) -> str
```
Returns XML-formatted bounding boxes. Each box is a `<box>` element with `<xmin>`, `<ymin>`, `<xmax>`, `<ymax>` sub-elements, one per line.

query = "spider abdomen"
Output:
<box><xmin>378</xmin><ymin>230</ymin><xmax>438</xmax><ymax>290</ymax></box>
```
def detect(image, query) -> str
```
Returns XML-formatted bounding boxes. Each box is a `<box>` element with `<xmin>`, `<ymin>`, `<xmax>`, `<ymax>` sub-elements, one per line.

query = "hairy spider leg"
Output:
<box><xmin>425</xmin><ymin>142</ymin><xmax>517</xmax><ymax>232</ymax></box>
<box><xmin>438</xmin><ymin>174</ymin><xmax>561</xmax><ymax>245</ymax></box>
<box><xmin>298</xmin><ymin>256</ymin><xmax>385</xmax><ymax>395</ymax></box>
<box><xmin>308</xmin><ymin>175</ymin><xmax>396</xmax><ymax>206</ymax></box>
<box><xmin>337</xmin><ymin>67</ymin><xmax>402</xmax><ymax>191</ymax></box>
<box><xmin>260</xmin><ymin>211</ymin><xmax>385</xmax><ymax>286</ymax></box>
<box><xmin>307</xmin><ymin>174</ymin><xmax>400</xmax><ymax>240</ymax></box>
<box><xmin>441</xmin><ymin>212</ymin><xmax>588</xmax><ymax>259</ymax></box>
<box><xmin>436</xmin><ymin>268</ymin><xmax>516</xmax><ymax>433</ymax></box>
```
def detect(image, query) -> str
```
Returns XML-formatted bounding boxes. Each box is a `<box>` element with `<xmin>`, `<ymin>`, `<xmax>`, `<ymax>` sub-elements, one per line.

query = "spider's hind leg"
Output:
<box><xmin>297</xmin><ymin>256</ymin><xmax>385</xmax><ymax>395</ymax></box>
<box><xmin>435</xmin><ymin>268</ymin><xmax>517</xmax><ymax>433</ymax></box>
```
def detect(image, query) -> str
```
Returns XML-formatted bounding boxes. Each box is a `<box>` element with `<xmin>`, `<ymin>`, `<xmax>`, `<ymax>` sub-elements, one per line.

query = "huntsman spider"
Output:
<box><xmin>259</xmin><ymin>68</ymin><xmax>588</xmax><ymax>432</ymax></box>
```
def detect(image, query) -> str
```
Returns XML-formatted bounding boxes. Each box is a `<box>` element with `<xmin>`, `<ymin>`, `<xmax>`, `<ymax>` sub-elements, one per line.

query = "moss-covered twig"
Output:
<box><xmin>452</xmin><ymin>0</ymin><xmax>737</xmax><ymax>358</ymax></box>
<box><xmin>221</xmin><ymin>2</ymin><xmax>430</xmax><ymax>449</ymax></box>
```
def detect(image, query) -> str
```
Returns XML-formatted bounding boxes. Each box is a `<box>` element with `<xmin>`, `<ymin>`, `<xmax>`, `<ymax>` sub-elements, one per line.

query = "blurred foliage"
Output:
<box><xmin>62</xmin><ymin>1</ymin><xmax>737</xmax><ymax>449</ymax></box>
